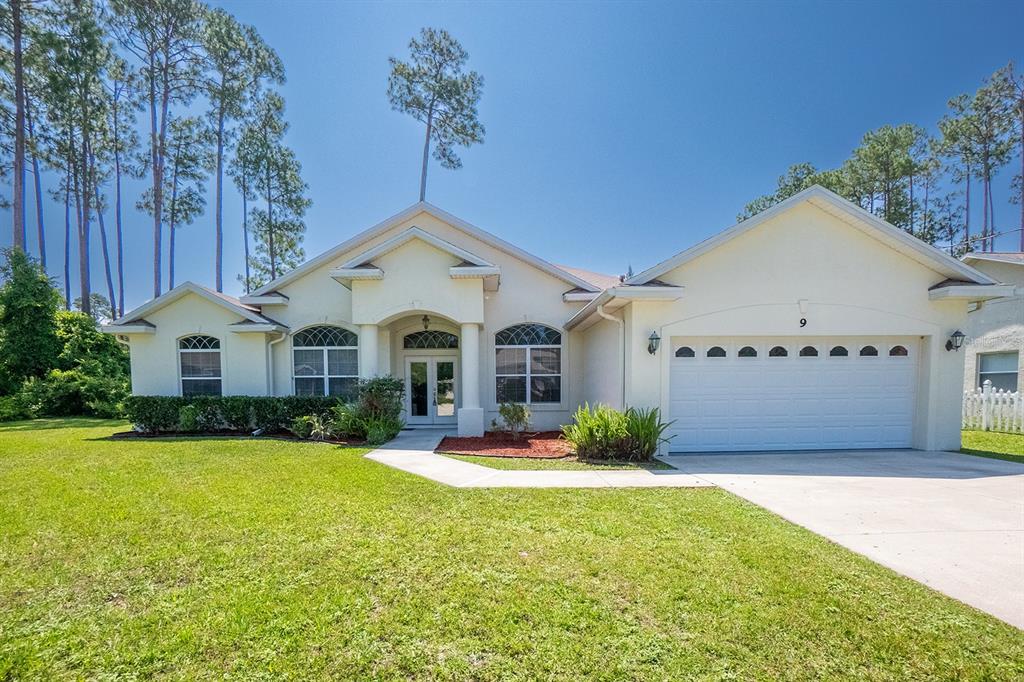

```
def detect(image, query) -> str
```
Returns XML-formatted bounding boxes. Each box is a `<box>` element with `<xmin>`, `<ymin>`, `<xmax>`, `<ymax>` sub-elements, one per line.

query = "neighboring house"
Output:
<box><xmin>105</xmin><ymin>186</ymin><xmax>1012</xmax><ymax>452</ymax></box>
<box><xmin>960</xmin><ymin>252</ymin><xmax>1024</xmax><ymax>394</ymax></box>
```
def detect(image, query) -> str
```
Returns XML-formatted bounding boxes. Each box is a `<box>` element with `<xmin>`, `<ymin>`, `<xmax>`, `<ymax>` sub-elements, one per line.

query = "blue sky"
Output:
<box><xmin>5</xmin><ymin>0</ymin><xmax>1024</xmax><ymax>310</ymax></box>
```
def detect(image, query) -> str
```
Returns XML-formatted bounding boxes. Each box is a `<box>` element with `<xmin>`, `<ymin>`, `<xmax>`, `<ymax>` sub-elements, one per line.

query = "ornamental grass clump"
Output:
<box><xmin>562</xmin><ymin>403</ymin><xmax>673</xmax><ymax>462</ymax></box>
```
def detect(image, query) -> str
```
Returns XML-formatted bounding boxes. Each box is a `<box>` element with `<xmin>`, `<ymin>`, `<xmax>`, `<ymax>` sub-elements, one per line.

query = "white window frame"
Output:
<box><xmin>494</xmin><ymin>325</ymin><xmax>562</xmax><ymax>405</ymax></box>
<box><xmin>178</xmin><ymin>335</ymin><xmax>222</xmax><ymax>397</ymax></box>
<box><xmin>978</xmin><ymin>351</ymin><xmax>1019</xmax><ymax>391</ymax></box>
<box><xmin>291</xmin><ymin>327</ymin><xmax>359</xmax><ymax>398</ymax></box>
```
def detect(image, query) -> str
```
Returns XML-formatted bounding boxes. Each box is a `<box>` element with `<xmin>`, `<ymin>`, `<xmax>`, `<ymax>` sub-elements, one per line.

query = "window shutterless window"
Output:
<box><xmin>495</xmin><ymin>324</ymin><xmax>561</xmax><ymax>404</ymax></box>
<box><xmin>179</xmin><ymin>335</ymin><xmax>222</xmax><ymax>396</ymax></box>
<box><xmin>292</xmin><ymin>326</ymin><xmax>359</xmax><ymax>400</ymax></box>
<box><xmin>978</xmin><ymin>352</ymin><xmax>1019</xmax><ymax>392</ymax></box>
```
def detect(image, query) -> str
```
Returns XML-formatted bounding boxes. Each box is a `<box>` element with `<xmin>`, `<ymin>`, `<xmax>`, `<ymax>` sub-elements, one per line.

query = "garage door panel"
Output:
<box><xmin>668</xmin><ymin>337</ymin><xmax>917</xmax><ymax>452</ymax></box>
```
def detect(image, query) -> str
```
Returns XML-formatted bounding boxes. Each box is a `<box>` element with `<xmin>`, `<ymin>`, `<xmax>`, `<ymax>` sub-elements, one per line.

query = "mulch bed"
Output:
<box><xmin>436</xmin><ymin>431</ymin><xmax>573</xmax><ymax>459</ymax></box>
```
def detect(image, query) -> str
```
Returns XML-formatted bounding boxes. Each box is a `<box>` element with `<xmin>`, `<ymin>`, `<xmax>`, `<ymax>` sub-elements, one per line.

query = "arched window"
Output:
<box><xmin>675</xmin><ymin>346</ymin><xmax>695</xmax><ymax>358</ymax></box>
<box><xmin>738</xmin><ymin>346</ymin><xmax>757</xmax><ymax>358</ymax></box>
<box><xmin>495</xmin><ymin>323</ymin><xmax>561</xmax><ymax>404</ymax></box>
<box><xmin>769</xmin><ymin>346</ymin><xmax>788</xmax><ymax>357</ymax></box>
<box><xmin>799</xmin><ymin>346</ymin><xmax>818</xmax><ymax>357</ymax></box>
<box><xmin>706</xmin><ymin>346</ymin><xmax>727</xmax><ymax>358</ymax></box>
<box><xmin>179</xmin><ymin>335</ymin><xmax>221</xmax><ymax>396</ymax></box>
<box><xmin>859</xmin><ymin>345</ymin><xmax>878</xmax><ymax>357</ymax></box>
<box><xmin>889</xmin><ymin>345</ymin><xmax>908</xmax><ymax>357</ymax></box>
<box><xmin>292</xmin><ymin>325</ymin><xmax>358</xmax><ymax>399</ymax></box>
<box><xmin>829</xmin><ymin>346</ymin><xmax>849</xmax><ymax>357</ymax></box>
<box><xmin>403</xmin><ymin>330</ymin><xmax>459</xmax><ymax>349</ymax></box>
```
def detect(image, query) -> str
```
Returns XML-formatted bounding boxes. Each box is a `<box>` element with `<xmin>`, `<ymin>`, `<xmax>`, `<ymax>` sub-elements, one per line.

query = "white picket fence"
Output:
<box><xmin>963</xmin><ymin>380</ymin><xmax>1024</xmax><ymax>433</ymax></box>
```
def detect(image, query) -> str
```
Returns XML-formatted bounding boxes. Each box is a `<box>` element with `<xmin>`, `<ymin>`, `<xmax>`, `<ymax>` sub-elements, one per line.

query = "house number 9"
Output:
<box><xmin>799</xmin><ymin>318</ymin><xmax>807</xmax><ymax>327</ymax></box>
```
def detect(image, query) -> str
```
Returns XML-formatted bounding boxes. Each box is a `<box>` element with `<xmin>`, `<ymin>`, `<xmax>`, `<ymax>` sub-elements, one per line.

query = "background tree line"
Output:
<box><xmin>0</xmin><ymin>0</ymin><xmax>310</xmax><ymax>320</ymax></box>
<box><xmin>742</xmin><ymin>63</ymin><xmax>1024</xmax><ymax>257</ymax></box>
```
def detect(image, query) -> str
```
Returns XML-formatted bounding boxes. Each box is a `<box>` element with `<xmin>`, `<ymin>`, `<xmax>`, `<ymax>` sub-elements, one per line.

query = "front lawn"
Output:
<box><xmin>1</xmin><ymin>420</ymin><xmax>1021</xmax><ymax>678</ymax></box>
<box><xmin>444</xmin><ymin>453</ymin><xmax>674</xmax><ymax>471</ymax></box>
<box><xmin>962</xmin><ymin>429</ymin><xmax>1024</xmax><ymax>464</ymax></box>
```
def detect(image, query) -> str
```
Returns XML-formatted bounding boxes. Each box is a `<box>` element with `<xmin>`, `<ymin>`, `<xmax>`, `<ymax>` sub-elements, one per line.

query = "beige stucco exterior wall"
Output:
<box><xmin>581</xmin><ymin>316</ymin><xmax>623</xmax><ymax>409</ymax></box>
<box><xmin>126</xmin><ymin>292</ymin><xmax>269</xmax><ymax>396</ymax></box>
<box><xmin>962</xmin><ymin>260</ymin><xmax>1024</xmax><ymax>392</ymax></box>
<box><xmin>619</xmin><ymin>203</ymin><xmax>970</xmax><ymax>451</ymax></box>
<box><xmin>126</xmin><ymin>210</ymin><xmax>589</xmax><ymax>430</ymax></box>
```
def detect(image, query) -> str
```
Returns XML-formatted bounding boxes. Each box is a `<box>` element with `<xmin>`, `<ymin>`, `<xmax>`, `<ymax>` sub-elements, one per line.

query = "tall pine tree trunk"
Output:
<box><xmin>266</xmin><ymin>153</ymin><xmax>275</xmax><ymax>280</ymax></box>
<box><xmin>418</xmin><ymin>109</ymin><xmax>433</xmax><ymax>202</ymax></box>
<box><xmin>9</xmin><ymin>0</ymin><xmax>26</xmax><ymax>251</ymax></box>
<box><xmin>94</xmin><ymin>184</ymin><xmax>117</xmax><ymax>313</ymax></box>
<box><xmin>168</xmin><ymin>153</ymin><xmax>180</xmax><ymax>289</ymax></box>
<box><xmin>147</xmin><ymin>58</ymin><xmax>162</xmax><ymax>298</ymax></box>
<box><xmin>63</xmin><ymin>176</ymin><xmax>71</xmax><ymax>310</ymax></box>
<box><xmin>78</xmin><ymin>139</ymin><xmax>92</xmax><ymax>317</ymax></box>
<box><xmin>242</xmin><ymin>174</ymin><xmax>251</xmax><ymax>293</ymax></box>
<box><xmin>214</xmin><ymin>103</ymin><xmax>225</xmax><ymax>291</ymax></box>
<box><xmin>27</xmin><ymin>101</ymin><xmax>45</xmax><ymax>268</ymax></box>
<box><xmin>113</xmin><ymin>133</ymin><xmax>125</xmax><ymax>317</ymax></box>
<box><xmin>964</xmin><ymin>168</ymin><xmax>972</xmax><ymax>247</ymax></box>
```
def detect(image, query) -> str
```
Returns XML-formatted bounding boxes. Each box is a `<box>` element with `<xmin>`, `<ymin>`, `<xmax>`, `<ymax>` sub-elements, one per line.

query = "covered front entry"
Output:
<box><xmin>667</xmin><ymin>336</ymin><xmax>919</xmax><ymax>452</ymax></box>
<box><xmin>405</xmin><ymin>356</ymin><xmax>458</xmax><ymax>425</ymax></box>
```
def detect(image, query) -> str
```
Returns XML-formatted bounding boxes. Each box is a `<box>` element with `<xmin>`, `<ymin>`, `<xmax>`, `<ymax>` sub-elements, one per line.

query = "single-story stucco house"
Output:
<box><xmin>104</xmin><ymin>186</ymin><xmax>1014</xmax><ymax>452</ymax></box>
<box><xmin>960</xmin><ymin>252</ymin><xmax>1024</xmax><ymax>394</ymax></box>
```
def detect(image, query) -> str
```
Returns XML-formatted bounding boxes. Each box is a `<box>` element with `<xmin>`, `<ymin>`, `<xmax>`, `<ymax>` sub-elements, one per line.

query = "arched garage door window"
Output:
<box><xmin>179</xmin><ymin>335</ymin><xmax>222</xmax><ymax>396</ymax></box>
<box><xmin>495</xmin><ymin>324</ymin><xmax>562</xmax><ymax>404</ymax></box>
<box><xmin>293</xmin><ymin>325</ymin><xmax>358</xmax><ymax>399</ymax></box>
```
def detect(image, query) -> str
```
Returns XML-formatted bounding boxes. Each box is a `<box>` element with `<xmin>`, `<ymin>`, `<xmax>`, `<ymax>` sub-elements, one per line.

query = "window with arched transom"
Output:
<box><xmin>495</xmin><ymin>324</ymin><xmax>562</xmax><ymax>404</ymax></box>
<box><xmin>292</xmin><ymin>325</ymin><xmax>358</xmax><ymax>399</ymax></box>
<box><xmin>179</xmin><ymin>335</ymin><xmax>222</xmax><ymax>396</ymax></box>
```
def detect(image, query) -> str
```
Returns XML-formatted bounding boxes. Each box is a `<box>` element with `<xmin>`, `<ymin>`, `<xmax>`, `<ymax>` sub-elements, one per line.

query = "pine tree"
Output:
<box><xmin>234</xmin><ymin>91</ymin><xmax>309</xmax><ymax>287</ymax></box>
<box><xmin>201</xmin><ymin>8</ymin><xmax>282</xmax><ymax>292</ymax></box>
<box><xmin>387</xmin><ymin>27</ymin><xmax>485</xmax><ymax>201</ymax></box>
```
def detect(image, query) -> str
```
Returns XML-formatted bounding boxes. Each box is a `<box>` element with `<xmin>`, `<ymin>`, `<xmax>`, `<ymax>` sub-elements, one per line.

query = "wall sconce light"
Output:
<box><xmin>945</xmin><ymin>329</ymin><xmax>965</xmax><ymax>352</ymax></box>
<box><xmin>422</xmin><ymin>315</ymin><xmax>431</xmax><ymax>330</ymax></box>
<box><xmin>647</xmin><ymin>331</ymin><xmax>661</xmax><ymax>355</ymax></box>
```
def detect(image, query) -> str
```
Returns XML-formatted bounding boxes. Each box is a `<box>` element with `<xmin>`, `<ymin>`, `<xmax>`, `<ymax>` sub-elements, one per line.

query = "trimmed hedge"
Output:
<box><xmin>124</xmin><ymin>395</ymin><xmax>341</xmax><ymax>434</ymax></box>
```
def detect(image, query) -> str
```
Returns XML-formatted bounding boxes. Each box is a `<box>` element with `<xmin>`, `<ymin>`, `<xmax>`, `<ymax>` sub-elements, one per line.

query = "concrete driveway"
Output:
<box><xmin>665</xmin><ymin>449</ymin><xmax>1024</xmax><ymax>629</ymax></box>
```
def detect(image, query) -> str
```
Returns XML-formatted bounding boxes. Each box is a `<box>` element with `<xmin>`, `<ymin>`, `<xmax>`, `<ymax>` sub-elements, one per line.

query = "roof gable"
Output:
<box><xmin>341</xmin><ymin>226</ymin><xmax>495</xmax><ymax>269</ymax></box>
<box><xmin>112</xmin><ymin>281</ymin><xmax>274</xmax><ymax>326</ymax></box>
<box><xmin>628</xmin><ymin>185</ymin><xmax>997</xmax><ymax>286</ymax></box>
<box><xmin>251</xmin><ymin>202</ymin><xmax>599</xmax><ymax>295</ymax></box>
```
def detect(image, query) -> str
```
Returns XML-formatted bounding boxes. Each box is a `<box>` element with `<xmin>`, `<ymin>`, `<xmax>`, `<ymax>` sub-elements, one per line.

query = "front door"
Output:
<box><xmin>405</xmin><ymin>357</ymin><xmax>458</xmax><ymax>425</ymax></box>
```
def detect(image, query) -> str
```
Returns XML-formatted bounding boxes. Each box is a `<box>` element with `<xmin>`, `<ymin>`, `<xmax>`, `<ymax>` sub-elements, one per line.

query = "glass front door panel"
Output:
<box><xmin>435</xmin><ymin>361</ymin><xmax>455</xmax><ymax>417</ymax></box>
<box><xmin>410</xmin><ymin>361</ymin><xmax>429</xmax><ymax>417</ymax></box>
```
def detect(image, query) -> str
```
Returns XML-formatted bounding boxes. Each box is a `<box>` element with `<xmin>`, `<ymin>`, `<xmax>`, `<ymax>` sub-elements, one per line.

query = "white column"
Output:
<box><xmin>358</xmin><ymin>324</ymin><xmax>379</xmax><ymax>379</ymax></box>
<box><xmin>458</xmin><ymin>322</ymin><xmax>484</xmax><ymax>436</ymax></box>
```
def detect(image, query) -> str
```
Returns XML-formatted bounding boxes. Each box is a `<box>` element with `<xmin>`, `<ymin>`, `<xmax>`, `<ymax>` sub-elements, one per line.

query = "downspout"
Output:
<box><xmin>596</xmin><ymin>304</ymin><xmax>626</xmax><ymax>409</ymax></box>
<box><xmin>267</xmin><ymin>331</ymin><xmax>287</xmax><ymax>396</ymax></box>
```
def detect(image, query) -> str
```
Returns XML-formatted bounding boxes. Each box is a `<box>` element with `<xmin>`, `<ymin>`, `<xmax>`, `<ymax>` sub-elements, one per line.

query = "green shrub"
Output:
<box><xmin>361</xmin><ymin>414</ymin><xmax>404</xmax><ymax>445</ymax></box>
<box><xmin>562</xmin><ymin>404</ymin><xmax>674</xmax><ymax>461</ymax></box>
<box><xmin>122</xmin><ymin>382</ymin><xmax>406</xmax><ymax>444</ymax></box>
<box><xmin>124</xmin><ymin>396</ymin><xmax>185</xmax><ymax>432</ymax></box>
<box><xmin>11</xmin><ymin>369</ymin><xmax>129</xmax><ymax>420</ymax></box>
<box><xmin>123</xmin><ymin>395</ymin><xmax>342</xmax><ymax>434</ymax></box>
<box><xmin>497</xmin><ymin>402</ymin><xmax>530</xmax><ymax>439</ymax></box>
<box><xmin>622</xmin><ymin>407</ymin><xmax>675</xmax><ymax>461</ymax></box>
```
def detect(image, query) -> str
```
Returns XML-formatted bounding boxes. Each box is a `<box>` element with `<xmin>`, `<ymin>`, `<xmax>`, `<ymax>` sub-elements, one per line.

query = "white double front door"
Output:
<box><xmin>404</xmin><ymin>356</ymin><xmax>458</xmax><ymax>425</ymax></box>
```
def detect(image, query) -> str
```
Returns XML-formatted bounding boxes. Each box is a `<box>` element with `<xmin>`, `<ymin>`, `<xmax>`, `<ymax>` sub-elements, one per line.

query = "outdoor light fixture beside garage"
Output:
<box><xmin>648</xmin><ymin>331</ymin><xmax>661</xmax><ymax>355</ymax></box>
<box><xmin>945</xmin><ymin>330</ymin><xmax>965</xmax><ymax>352</ymax></box>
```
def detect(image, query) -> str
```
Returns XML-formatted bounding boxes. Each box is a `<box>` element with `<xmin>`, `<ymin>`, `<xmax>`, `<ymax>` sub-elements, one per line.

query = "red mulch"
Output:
<box><xmin>436</xmin><ymin>431</ymin><xmax>573</xmax><ymax>459</ymax></box>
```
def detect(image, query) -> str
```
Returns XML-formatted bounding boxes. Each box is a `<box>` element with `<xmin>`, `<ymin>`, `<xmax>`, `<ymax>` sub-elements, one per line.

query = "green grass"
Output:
<box><xmin>444</xmin><ymin>453</ymin><xmax>674</xmax><ymax>471</ymax></box>
<box><xmin>1</xmin><ymin>419</ymin><xmax>1021</xmax><ymax>679</ymax></box>
<box><xmin>961</xmin><ymin>430</ymin><xmax>1024</xmax><ymax>464</ymax></box>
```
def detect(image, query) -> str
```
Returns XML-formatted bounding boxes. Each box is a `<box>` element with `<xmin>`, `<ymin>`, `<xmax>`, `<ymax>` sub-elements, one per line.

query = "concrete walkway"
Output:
<box><xmin>365</xmin><ymin>429</ymin><xmax>711</xmax><ymax>488</ymax></box>
<box><xmin>666</xmin><ymin>449</ymin><xmax>1024</xmax><ymax>629</ymax></box>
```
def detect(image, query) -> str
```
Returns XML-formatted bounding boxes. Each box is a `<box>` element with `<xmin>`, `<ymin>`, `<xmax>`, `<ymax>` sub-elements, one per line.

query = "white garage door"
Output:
<box><xmin>667</xmin><ymin>337</ymin><xmax>918</xmax><ymax>452</ymax></box>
